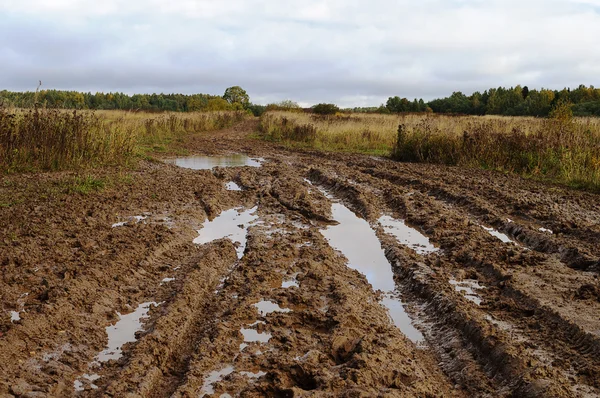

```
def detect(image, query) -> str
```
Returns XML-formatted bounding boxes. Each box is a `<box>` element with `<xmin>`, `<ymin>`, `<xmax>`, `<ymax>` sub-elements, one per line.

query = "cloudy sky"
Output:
<box><xmin>1</xmin><ymin>0</ymin><xmax>599</xmax><ymax>107</ymax></box>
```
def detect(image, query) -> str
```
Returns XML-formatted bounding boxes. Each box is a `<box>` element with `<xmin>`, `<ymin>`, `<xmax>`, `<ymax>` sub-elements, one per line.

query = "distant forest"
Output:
<box><xmin>2</xmin><ymin>84</ymin><xmax>600</xmax><ymax>117</ymax></box>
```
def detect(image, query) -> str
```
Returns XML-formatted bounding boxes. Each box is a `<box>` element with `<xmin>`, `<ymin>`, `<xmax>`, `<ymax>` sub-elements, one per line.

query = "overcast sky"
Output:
<box><xmin>1</xmin><ymin>0</ymin><xmax>599</xmax><ymax>107</ymax></box>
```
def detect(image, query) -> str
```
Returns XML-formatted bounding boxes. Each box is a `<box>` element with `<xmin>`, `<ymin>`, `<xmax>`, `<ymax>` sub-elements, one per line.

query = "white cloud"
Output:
<box><xmin>1</xmin><ymin>0</ymin><xmax>600</xmax><ymax>106</ymax></box>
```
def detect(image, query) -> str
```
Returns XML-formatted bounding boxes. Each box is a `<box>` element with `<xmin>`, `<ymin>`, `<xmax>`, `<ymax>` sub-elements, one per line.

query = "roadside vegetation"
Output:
<box><xmin>259</xmin><ymin>108</ymin><xmax>600</xmax><ymax>192</ymax></box>
<box><xmin>0</xmin><ymin>107</ymin><xmax>247</xmax><ymax>173</ymax></box>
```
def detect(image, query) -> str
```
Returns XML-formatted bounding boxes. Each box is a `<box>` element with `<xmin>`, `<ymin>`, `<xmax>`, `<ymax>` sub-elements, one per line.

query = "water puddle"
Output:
<box><xmin>241</xmin><ymin>370</ymin><xmax>267</xmax><ymax>379</ymax></box>
<box><xmin>319</xmin><ymin>192</ymin><xmax>424</xmax><ymax>344</ymax></box>
<box><xmin>380</xmin><ymin>293</ymin><xmax>424</xmax><ymax>342</ymax></box>
<box><xmin>449</xmin><ymin>279</ymin><xmax>485</xmax><ymax>305</ymax></box>
<box><xmin>10</xmin><ymin>311</ymin><xmax>20</xmax><ymax>322</ymax></box>
<box><xmin>95</xmin><ymin>302</ymin><xmax>158</xmax><ymax>362</ymax></box>
<box><xmin>165</xmin><ymin>155</ymin><xmax>262</xmax><ymax>170</ymax></box>
<box><xmin>378</xmin><ymin>215</ymin><xmax>438</xmax><ymax>255</ymax></box>
<box><xmin>240</xmin><ymin>327</ymin><xmax>272</xmax><ymax>351</ymax></box>
<box><xmin>74</xmin><ymin>373</ymin><xmax>100</xmax><ymax>392</ymax></box>
<box><xmin>253</xmin><ymin>300</ymin><xmax>292</xmax><ymax>316</ymax></box>
<box><xmin>111</xmin><ymin>215</ymin><xmax>147</xmax><ymax>228</ymax></box>
<box><xmin>481</xmin><ymin>226</ymin><xmax>517</xmax><ymax>245</ymax></box>
<box><xmin>193</xmin><ymin>207</ymin><xmax>259</xmax><ymax>259</ymax></box>
<box><xmin>199</xmin><ymin>365</ymin><xmax>235</xmax><ymax>397</ymax></box>
<box><xmin>226</xmin><ymin>181</ymin><xmax>242</xmax><ymax>191</ymax></box>
<box><xmin>9</xmin><ymin>293</ymin><xmax>28</xmax><ymax>323</ymax></box>
<box><xmin>282</xmin><ymin>274</ymin><xmax>299</xmax><ymax>289</ymax></box>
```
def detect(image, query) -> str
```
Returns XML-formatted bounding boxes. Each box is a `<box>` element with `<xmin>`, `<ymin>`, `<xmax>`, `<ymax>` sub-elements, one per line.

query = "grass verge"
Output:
<box><xmin>0</xmin><ymin>108</ymin><xmax>248</xmax><ymax>173</ymax></box>
<box><xmin>259</xmin><ymin>111</ymin><xmax>600</xmax><ymax>192</ymax></box>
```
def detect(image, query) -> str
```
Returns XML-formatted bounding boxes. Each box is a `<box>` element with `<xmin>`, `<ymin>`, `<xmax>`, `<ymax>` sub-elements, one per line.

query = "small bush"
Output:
<box><xmin>312</xmin><ymin>103</ymin><xmax>340</xmax><ymax>115</ymax></box>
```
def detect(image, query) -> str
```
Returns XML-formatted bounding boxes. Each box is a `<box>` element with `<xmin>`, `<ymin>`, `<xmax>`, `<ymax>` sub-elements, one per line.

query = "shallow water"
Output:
<box><xmin>111</xmin><ymin>215</ymin><xmax>147</xmax><ymax>228</ymax></box>
<box><xmin>194</xmin><ymin>207</ymin><xmax>259</xmax><ymax>259</ymax></box>
<box><xmin>165</xmin><ymin>155</ymin><xmax>262</xmax><ymax>170</ymax></box>
<box><xmin>241</xmin><ymin>370</ymin><xmax>267</xmax><ymax>379</ymax></box>
<box><xmin>96</xmin><ymin>302</ymin><xmax>157</xmax><ymax>362</ymax></box>
<box><xmin>481</xmin><ymin>226</ymin><xmax>516</xmax><ymax>244</ymax></box>
<box><xmin>379</xmin><ymin>215</ymin><xmax>438</xmax><ymax>255</ymax></box>
<box><xmin>226</xmin><ymin>181</ymin><xmax>242</xmax><ymax>191</ymax></box>
<box><xmin>253</xmin><ymin>300</ymin><xmax>292</xmax><ymax>316</ymax></box>
<box><xmin>320</xmin><ymin>195</ymin><xmax>424</xmax><ymax>343</ymax></box>
<box><xmin>10</xmin><ymin>311</ymin><xmax>20</xmax><ymax>322</ymax></box>
<box><xmin>381</xmin><ymin>294</ymin><xmax>424</xmax><ymax>342</ymax></box>
<box><xmin>282</xmin><ymin>274</ymin><xmax>299</xmax><ymax>289</ymax></box>
<box><xmin>449</xmin><ymin>279</ymin><xmax>485</xmax><ymax>305</ymax></box>
<box><xmin>322</xmin><ymin>203</ymin><xmax>395</xmax><ymax>292</ymax></box>
<box><xmin>240</xmin><ymin>327</ymin><xmax>272</xmax><ymax>352</ymax></box>
<box><xmin>199</xmin><ymin>366</ymin><xmax>235</xmax><ymax>396</ymax></box>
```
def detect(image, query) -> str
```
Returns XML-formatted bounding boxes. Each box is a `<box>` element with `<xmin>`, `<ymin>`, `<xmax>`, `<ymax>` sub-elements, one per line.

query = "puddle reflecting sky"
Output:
<box><xmin>96</xmin><ymin>302</ymin><xmax>157</xmax><ymax>362</ymax></box>
<box><xmin>165</xmin><ymin>155</ymin><xmax>262</xmax><ymax>170</ymax></box>
<box><xmin>194</xmin><ymin>207</ymin><xmax>259</xmax><ymax>259</ymax></box>
<box><xmin>320</xmin><ymin>197</ymin><xmax>423</xmax><ymax>343</ymax></box>
<box><xmin>379</xmin><ymin>215</ymin><xmax>438</xmax><ymax>255</ymax></box>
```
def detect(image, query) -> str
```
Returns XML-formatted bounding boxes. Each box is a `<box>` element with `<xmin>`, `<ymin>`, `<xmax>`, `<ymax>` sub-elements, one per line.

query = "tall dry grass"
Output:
<box><xmin>259</xmin><ymin>111</ymin><xmax>600</xmax><ymax>191</ymax></box>
<box><xmin>0</xmin><ymin>108</ymin><xmax>247</xmax><ymax>172</ymax></box>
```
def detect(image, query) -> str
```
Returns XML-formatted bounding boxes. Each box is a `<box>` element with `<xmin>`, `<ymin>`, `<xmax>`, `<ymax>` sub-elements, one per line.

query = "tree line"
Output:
<box><xmin>383</xmin><ymin>85</ymin><xmax>600</xmax><ymax>117</ymax></box>
<box><xmin>2</xmin><ymin>84</ymin><xmax>600</xmax><ymax>117</ymax></box>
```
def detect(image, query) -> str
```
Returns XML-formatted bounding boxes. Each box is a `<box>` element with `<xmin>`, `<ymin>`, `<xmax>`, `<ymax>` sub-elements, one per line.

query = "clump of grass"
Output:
<box><xmin>392</xmin><ymin>116</ymin><xmax>600</xmax><ymax>191</ymax></box>
<box><xmin>0</xmin><ymin>108</ymin><xmax>247</xmax><ymax>173</ymax></box>
<box><xmin>0</xmin><ymin>108</ymin><xmax>135</xmax><ymax>172</ymax></box>
<box><xmin>67</xmin><ymin>175</ymin><xmax>107</xmax><ymax>195</ymax></box>
<box><xmin>260</xmin><ymin>110</ymin><xmax>600</xmax><ymax>192</ymax></box>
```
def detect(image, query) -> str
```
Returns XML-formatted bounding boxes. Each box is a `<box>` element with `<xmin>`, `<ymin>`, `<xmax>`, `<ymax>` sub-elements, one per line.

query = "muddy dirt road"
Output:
<box><xmin>1</xmin><ymin>119</ymin><xmax>599</xmax><ymax>397</ymax></box>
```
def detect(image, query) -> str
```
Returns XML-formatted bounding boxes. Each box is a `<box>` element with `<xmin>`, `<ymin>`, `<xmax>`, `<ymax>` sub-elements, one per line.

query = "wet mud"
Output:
<box><xmin>1</xmin><ymin>119</ymin><xmax>599</xmax><ymax>397</ymax></box>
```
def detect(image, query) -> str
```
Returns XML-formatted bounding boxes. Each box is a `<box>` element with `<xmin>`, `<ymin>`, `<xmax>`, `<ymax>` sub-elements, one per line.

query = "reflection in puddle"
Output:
<box><xmin>240</xmin><ymin>327</ymin><xmax>272</xmax><ymax>351</ymax></box>
<box><xmin>322</xmin><ymin>203</ymin><xmax>395</xmax><ymax>292</ymax></box>
<box><xmin>449</xmin><ymin>279</ymin><xmax>485</xmax><ymax>305</ymax></box>
<box><xmin>381</xmin><ymin>294</ymin><xmax>424</xmax><ymax>342</ymax></box>
<box><xmin>10</xmin><ymin>311</ymin><xmax>20</xmax><ymax>322</ymax></box>
<box><xmin>96</xmin><ymin>302</ymin><xmax>157</xmax><ymax>362</ymax></box>
<box><xmin>74</xmin><ymin>373</ymin><xmax>100</xmax><ymax>392</ymax></box>
<box><xmin>253</xmin><ymin>300</ymin><xmax>292</xmax><ymax>316</ymax></box>
<box><xmin>226</xmin><ymin>181</ymin><xmax>242</xmax><ymax>191</ymax></box>
<box><xmin>199</xmin><ymin>366</ymin><xmax>235</xmax><ymax>397</ymax></box>
<box><xmin>194</xmin><ymin>207</ymin><xmax>259</xmax><ymax>259</ymax></box>
<box><xmin>282</xmin><ymin>274</ymin><xmax>299</xmax><ymax>289</ymax></box>
<box><xmin>319</xmin><ymin>194</ymin><xmax>423</xmax><ymax>343</ymax></box>
<box><xmin>241</xmin><ymin>370</ymin><xmax>267</xmax><ymax>379</ymax></box>
<box><xmin>165</xmin><ymin>155</ymin><xmax>262</xmax><ymax>170</ymax></box>
<box><xmin>112</xmin><ymin>215</ymin><xmax>147</xmax><ymax>228</ymax></box>
<box><xmin>482</xmin><ymin>226</ymin><xmax>517</xmax><ymax>244</ymax></box>
<box><xmin>379</xmin><ymin>215</ymin><xmax>438</xmax><ymax>255</ymax></box>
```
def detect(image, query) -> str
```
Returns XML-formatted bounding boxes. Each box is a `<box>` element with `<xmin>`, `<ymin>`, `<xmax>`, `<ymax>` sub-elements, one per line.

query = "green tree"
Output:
<box><xmin>223</xmin><ymin>86</ymin><xmax>250</xmax><ymax>107</ymax></box>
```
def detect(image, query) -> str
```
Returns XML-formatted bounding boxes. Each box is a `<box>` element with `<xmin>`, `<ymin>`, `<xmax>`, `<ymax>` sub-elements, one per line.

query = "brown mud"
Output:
<box><xmin>1</xmin><ymin>119</ymin><xmax>599</xmax><ymax>397</ymax></box>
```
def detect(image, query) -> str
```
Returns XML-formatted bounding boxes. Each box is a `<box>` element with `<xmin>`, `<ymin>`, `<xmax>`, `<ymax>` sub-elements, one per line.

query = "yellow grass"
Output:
<box><xmin>259</xmin><ymin>111</ymin><xmax>600</xmax><ymax>191</ymax></box>
<box><xmin>0</xmin><ymin>109</ymin><xmax>248</xmax><ymax>172</ymax></box>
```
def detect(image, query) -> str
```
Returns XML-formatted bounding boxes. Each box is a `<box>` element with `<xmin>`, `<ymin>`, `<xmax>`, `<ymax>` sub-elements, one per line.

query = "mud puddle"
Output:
<box><xmin>253</xmin><ymin>300</ymin><xmax>292</xmax><ymax>316</ymax></box>
<box><xmin>112</xmin><ymin>215</ymin><xmax>147</xmax><ymax>228</ymax></box>
<box><xmin>165</xmin><ymin>154</ymin><xmax>262</xmax><ymax>170</ymax></box>
<box><xmin>95</xmin><ymin>302</ymin><xmax>158</xmax><ymax>363</ymax></box>
<box><xmin>481</xmin><ymin>225</ymin><xmax>517</xmax><ymax>245</ymax></box>
<box><xmin>319</xmin><ymin>192</ymin><xmax>424</xmax><ymax>343</ymax></box>
<box><xmin>199</xmin><ymin>365</ymin><xmax>235</xmax><ymax>396</ymax></box>
<box><xmin>378</xmin><ymin>215</ymin><xmax>438</xmax><ymax>255</ymax></box>
<box><xmin>194</xmin><ymin>207</ymin><xmax>259</xmax><ymax>259</ymax></box>
<box><xmin>449</xmin><ymin>279</ymin><xmax>485</xmax><ymax>305</ymax></box>
<box><xmin>225</xmin><ymin>181</ymin><xmax>242</xmax><ymax>191</ymax></box>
